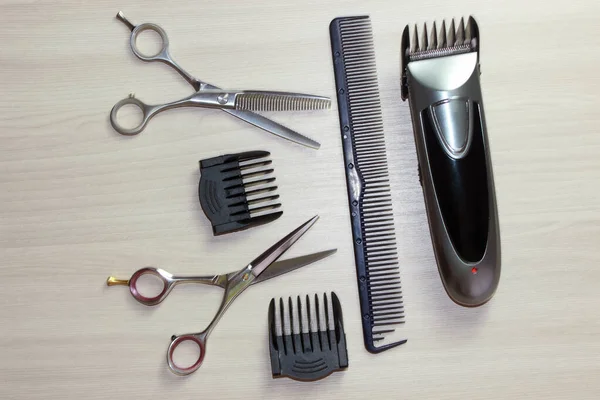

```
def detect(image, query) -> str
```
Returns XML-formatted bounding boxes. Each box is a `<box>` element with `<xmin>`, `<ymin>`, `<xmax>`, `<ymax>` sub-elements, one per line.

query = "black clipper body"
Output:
<box><xmin>401</xmin><ymin>17</ymin><xmax>500</xmax><ymax>307</ymax></box>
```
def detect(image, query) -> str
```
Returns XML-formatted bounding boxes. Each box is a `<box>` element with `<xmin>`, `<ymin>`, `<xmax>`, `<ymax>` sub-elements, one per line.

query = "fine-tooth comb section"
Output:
<box><xmin>269</xmin><ymin>293</ymin><xmax>348</xmax><ymax>382</ymax></box>
<box><xmin>198</xmin><ymin>151</ymin><xmax>282</xmax><ymax>235</ymax></box>
<box><xmin>403</xmin><ymin>16</ymin><xmax>478</xmax><ymax>62</ymax></box>
<box><xmin>330</xmin><ymin>16</ymin><xmax>406</xmax><ymax>353</ymax></box>
<box><xmin>235</xmin><ymin>92</ymin><xmax>331</xmax><ymax>112</ymax></box>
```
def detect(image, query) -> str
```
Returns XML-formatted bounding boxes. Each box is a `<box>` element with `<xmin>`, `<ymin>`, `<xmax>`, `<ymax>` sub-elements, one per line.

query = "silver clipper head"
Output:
<box><xmin>401</xmin><ymin>17</ymin><xmax>479</xmax><ymax>100</ymax></box>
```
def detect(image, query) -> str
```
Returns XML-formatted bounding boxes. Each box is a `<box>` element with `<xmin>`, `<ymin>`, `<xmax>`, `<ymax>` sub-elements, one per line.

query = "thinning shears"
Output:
<box><xmin>107</xmin><ymin>216</ymin><xmax>333</xmax><ymax>375</ymax></box>
<box><xmin>110</xmin><ymin>12</ymin><xmax>329</xmax><ymax>149</ymax></box>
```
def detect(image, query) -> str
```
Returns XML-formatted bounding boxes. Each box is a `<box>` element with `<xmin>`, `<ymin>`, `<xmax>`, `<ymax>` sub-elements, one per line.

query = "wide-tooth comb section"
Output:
<box><xmin>404</xmin><ymin>16</ymin><xmax>478</xmax><ymax>61</ymax></box>
<box><xmin>331</xmin><ymin>16</ymin><xmax>406</xmax><ymax>353</ymax></box>
<box><xmin>235</xmin><ymin>92</ymin><xmax>331</xmax><ymax>112</ymax></box>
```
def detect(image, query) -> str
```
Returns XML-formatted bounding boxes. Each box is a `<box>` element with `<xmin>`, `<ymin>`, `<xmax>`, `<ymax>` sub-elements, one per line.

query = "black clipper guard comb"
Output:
<box><xmin>268</xmin><ymin>293</ymin><xmax>348</xmax><ymax>382</ymax></box>
<box><xmin>198</xmin><ymin>150</ymin><xmax>282</xmax><ymax>235</ymax></box>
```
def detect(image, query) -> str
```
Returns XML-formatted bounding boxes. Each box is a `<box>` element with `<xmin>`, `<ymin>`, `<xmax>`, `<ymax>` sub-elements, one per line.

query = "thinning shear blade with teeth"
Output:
<box><xmin>110</xmin><ymin>11</ymin><xmax>330</xmax><ymax>149</ymax></box>
<box><xmin>107</xmin><ymin>216</ymin><xmax>335</xmax><ymax>375</ymax></box>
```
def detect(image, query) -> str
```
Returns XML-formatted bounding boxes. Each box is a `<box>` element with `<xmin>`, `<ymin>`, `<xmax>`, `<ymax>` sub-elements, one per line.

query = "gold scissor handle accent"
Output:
<box><xmin>106</xmin><ymin>276</ymin><xmax>129</xmax><ymax>286</ymax></box>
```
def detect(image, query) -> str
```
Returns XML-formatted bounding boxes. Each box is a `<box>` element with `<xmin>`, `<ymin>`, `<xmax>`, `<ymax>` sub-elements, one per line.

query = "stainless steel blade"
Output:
<box><xmin>222</xmin><ymin>108</ymin><xmax>321</xmax><ymax>149</ymax></box>
<box><xmin>252</xmin><ymin>249</ymin><xmax>337</xmax><ymax>284</ymax></box>
<box><xmin>199</xmin><ymin>82</ymin><xmax>321</xmax><ymax>149</ymax></box>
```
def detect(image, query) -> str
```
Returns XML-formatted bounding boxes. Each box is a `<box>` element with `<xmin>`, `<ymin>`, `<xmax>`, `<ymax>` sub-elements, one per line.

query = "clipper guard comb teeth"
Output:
<box><xmin>198</xmin><ymin>150</ymin><xmax>282</xmax><ymax>235</ymax></box>
<box><xmin>268</xmin><ymin>293</ymin><xmax>348</xmax><ymax>382</ymax></box>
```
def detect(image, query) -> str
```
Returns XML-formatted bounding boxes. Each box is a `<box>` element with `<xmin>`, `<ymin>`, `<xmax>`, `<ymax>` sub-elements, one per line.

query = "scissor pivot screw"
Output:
<box><xmin>217</xmin><ymin>93</ymin><xmax>229</xmax><ymax>104</ymax></box>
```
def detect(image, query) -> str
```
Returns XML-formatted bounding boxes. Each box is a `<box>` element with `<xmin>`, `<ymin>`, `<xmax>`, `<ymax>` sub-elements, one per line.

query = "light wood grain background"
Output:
<box><xmin>1</xmin><ymin>1</ymin><xmax>599</xmax><ymax>399</ymax></box>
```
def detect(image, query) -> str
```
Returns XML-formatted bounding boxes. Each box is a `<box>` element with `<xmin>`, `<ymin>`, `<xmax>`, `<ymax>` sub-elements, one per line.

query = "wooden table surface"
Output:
<box><xmin>1</xmin><ymin>1</ymin><xmax>599</xmax><ymax>399</ymax></box>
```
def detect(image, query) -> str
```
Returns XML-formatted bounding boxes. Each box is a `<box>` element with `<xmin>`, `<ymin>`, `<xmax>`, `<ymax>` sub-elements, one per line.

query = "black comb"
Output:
<box><xmin>269</xmin><ymin>293</ymin><xmax>348</xmax><ymax>382</ymax></box>
<box><xmin>198</xmin><ymin>150</ymin><xmax>282</xmax><ymax>235</ymax></box>
<box><xmin>330</xmin><ymin>16</ymin><xmax>407</xmax><ymax>353</ymax></box>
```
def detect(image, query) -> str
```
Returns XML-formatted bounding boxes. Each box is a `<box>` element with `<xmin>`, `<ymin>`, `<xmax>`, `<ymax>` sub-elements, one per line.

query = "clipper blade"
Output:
<box><xmin>401</xmin><ymin>16</ymin><xmax>479</xmax><ymax>99</ymax></box>
<box><xmin>403</xmin><ymin>16</ymin><xmax>478</xmax><ymax>60</ymax></box>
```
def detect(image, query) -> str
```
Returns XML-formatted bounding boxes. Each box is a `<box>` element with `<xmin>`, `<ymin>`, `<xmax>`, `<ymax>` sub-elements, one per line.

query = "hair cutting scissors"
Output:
<box><xmin>110</xmin><ymin>12</ymin><xmax>329</xmax><ymax>149</ymax></box>
<box><xmin>107</xmin><ymin>216</ymin><xmax>333</xmax><ymax>375</ymax></box>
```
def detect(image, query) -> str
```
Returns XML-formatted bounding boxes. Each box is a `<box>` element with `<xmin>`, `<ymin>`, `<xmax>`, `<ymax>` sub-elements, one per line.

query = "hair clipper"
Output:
<box><xmin>400</xmin><ymin>17</ymin><xmax>500</xmax><ymax>307</ymax></box>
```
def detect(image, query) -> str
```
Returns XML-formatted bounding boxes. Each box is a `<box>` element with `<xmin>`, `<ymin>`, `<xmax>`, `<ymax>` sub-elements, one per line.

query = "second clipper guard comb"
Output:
<box><xmin>269</xmin><ymin>293</ymin><xmax>348</xmax><ymax>382</ymax></box>
<box><xmin>198</xmin><ymin>150</ymin><xmax>282</xmax><ymax>235</ymax></box>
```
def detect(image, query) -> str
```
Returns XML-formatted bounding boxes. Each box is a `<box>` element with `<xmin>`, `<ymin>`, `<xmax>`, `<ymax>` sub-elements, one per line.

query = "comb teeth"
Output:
<box><xmin>331</xmin><ymin>16</ymin><xmax>406</xmax><ymax>352</ymax></box>
<box><xmin>235</xmin><ymin>154</ymin><xmax>281</xmax><ymax>217</ymax></box>
<box><xmin>235</xmin><ymin>92</ymin><xmax>331</xmax><ymax>112</ymax></box>
<box><xmin>272</xmin><ymin>293</ymin><xmax>338</xmax><ymax>338</ymax></box>
<box><xmin>269</xmin><ymin>292</ymin><xmax>343</xmax><ymax>349</ymax></box>
<box><xmin>404</xmin><ymin>16</ymin><xmax>478</xmax><ymax>61</ymax></box>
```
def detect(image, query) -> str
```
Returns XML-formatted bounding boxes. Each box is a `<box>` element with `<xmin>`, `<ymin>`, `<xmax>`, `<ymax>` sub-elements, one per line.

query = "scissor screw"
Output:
<box><xmin>217</xmin><ymin>93</ymin><xmax>229</xmax><ymax>104</ymax></box>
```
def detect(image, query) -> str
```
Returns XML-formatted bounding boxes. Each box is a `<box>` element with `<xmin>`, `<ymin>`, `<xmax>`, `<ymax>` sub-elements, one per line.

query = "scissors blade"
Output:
<box><xmin>199</xmin><ymin>81</ymin><xmax>320</xmax><ymax>149</ymax></box>
<box><xmin>249</xmin><ymin>215</ymin><xmax>319</xmax><ymax>278</ymax></box>
<box><xmin>252</xmin><ymin>249</ymin><xmax>337</xmax><ymax>285</ymax></box>
<box><xmin>222</xmin><ymin>108</ymin><xmax>321</xmax><ymax>149</ymax></box>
